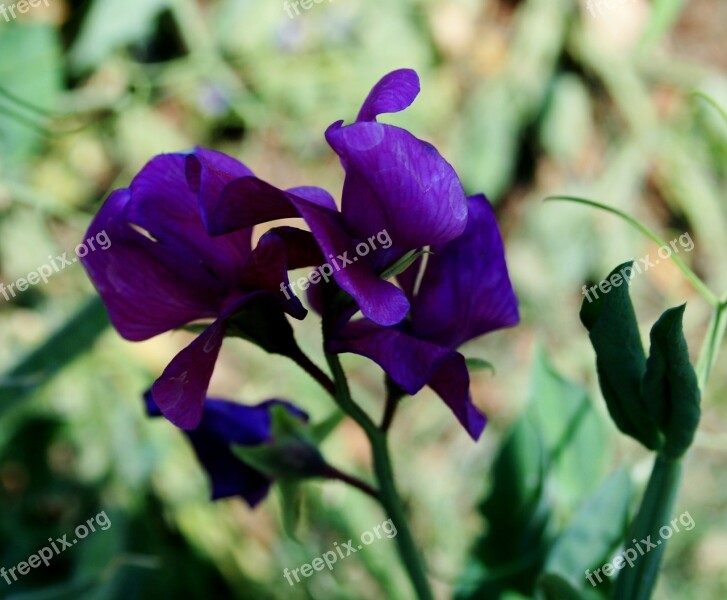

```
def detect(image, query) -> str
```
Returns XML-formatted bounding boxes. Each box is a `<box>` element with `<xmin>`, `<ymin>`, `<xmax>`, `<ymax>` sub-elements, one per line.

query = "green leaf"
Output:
<box><xmin>528</xmin><ymin>347</ymin><xmax>607</xmax><ymax>509</ymax></box>
<box><xmin>544</xmin><ymin>469</ymin><xmax>633</xmax><ymax>591</ymax></box>
<box><xmin>579</xmin><ymin>262</ymin><xmax>662</xmax><ymax>451</ymax></box>
<box><xmin>642</xmin><ymin>305</ymin><xmax>701</xmax><ymax>459</ymax></box>
<box><xmin>233</xmin><ymin>406</ymin><xmax>327</xmax><ymax>480</ymax></box>
<box><xmin>466</xmin><ymin>358</ymin><xmax>496</xmax><ymax>375</ymax></box>
<box><xmin>537</xmin><ymin>573</ymin><xmax>588</xmax><ymax>600</ymax></box>
<box><xmin>277</xmin><ymin>479</ymin><xmax>304</xmax><ymax>542</ymax></box>
<box><xmin>456</xmin><ymin>412</ymin><xmax>552</xmax><ymax>599</ymax></box>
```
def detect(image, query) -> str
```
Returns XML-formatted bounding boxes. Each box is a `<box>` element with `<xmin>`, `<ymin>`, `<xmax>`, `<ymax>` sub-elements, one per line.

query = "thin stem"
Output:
<box><xmin>612</xmin><ymin>456</ymin><xmax>682</xmax><ymax>600</ymax></box>
<box><xmin>381</xmin><ymin>378</ymin><xmax>406</xmax><ymax>432</ymax></box>
<box><xmin>291</xmin><ymin>350</ymin><xmax>337</xmax><ymax>398</ymax></box>
<box><xmin>323</xmin><ymin>465</ymin><xmax>380</xmax><ymax>501</ymax></box>
<box><xmin>325</xmin><ymin>353</ymin><xmax>434</xmax><ymax>600</ymax></box>
<box><xmin>696</xmin><ymin>300</ymin><xmax>727</xmax><ymax>390</ymax></box>
<box><xmin>544</xmin><ymin>196</ymin><xmax>720</xmax><ymax>307</ymax></box>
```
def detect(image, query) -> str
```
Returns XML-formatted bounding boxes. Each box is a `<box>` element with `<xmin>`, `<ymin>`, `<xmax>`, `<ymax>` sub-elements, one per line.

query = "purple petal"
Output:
<box><xmin>185</xmin><ymin>146</ymin><xmax>254</xmax><ymax>236</ymax></box>
<box><xmin>326</xmin><ymin>121</ymin><xmax>468</xmax><ymax>249</ymax></box>
<box><xmin>145</xmin><ymin>393</ymin><xmax>308</xmax><ymax>505</ymax></box>
<box><xmin>329</xmin><ymin>320</ymin><xmax>486</xmax><ymax>439</ymax></box>
<box><xmin>356</xmin><ymin>69</ymin><xmax>420</xmax><ymax>122</ymax></box>
<box><xmin>203</xmin><ymin>179</ymin><xmax>409</xmax><ymax>326</ymax></box>
<box><xmin>411</xmin><ymin>194</ymin><xmax>519</xmax><ymax>349</ymax></box>
<box><xmin>81</xmin><ymin>154</ymin><xmax>253</xmax><ymax>341</ymax></box>
<box><xmin>150</xmin><ymin>317</ymin><xmax>226</xmax><ymax>429</ymax></box>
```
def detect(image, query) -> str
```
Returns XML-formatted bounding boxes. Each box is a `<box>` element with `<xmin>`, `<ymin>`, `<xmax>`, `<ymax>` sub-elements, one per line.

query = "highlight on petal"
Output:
<box><xmin>326</xmin><ymin>121</ymin><xmax>468</xmax><ymax>249</ymax></box>
<box><xmin>356</xmin><ymin>68</ymin><xmax>420</xmax><ymax>123</ymax></box>
<box><xmin>411</xmin><ymin>194</ymin><xmax>520</xmax><ymax>349</ymax></box>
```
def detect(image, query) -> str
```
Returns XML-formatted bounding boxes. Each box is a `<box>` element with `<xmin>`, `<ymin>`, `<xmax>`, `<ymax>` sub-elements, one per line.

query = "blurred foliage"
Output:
<box><xmin>0</xmin><ymin>0</ymin><xmax>726</xmax><ymax>598</ymax></box>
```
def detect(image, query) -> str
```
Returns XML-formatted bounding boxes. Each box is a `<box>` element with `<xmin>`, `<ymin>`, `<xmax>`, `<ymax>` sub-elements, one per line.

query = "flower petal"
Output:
<box><xmin>356</xmin><ymin>68</ymin><xmax>420</xmax><ymax>123</ymax></box>
<box><xmin>411</xmin><ymin>194</ymin><xmax>520</xmax><ymax>349</ymax></box>
<box><xmin>329</xmin><ymin>320</ymin><xmax>486</xmax><ymax>438</ymax></box>
<box><xmin>326</xmin><ymin>121</ymin><xmax>468</xmax><ymax>249</ymax></box>
<box><xmin>202</xmin><ymin>178</ymin><xmax>409</xmax><ymax>326</ymax></box>
<box><xmin>144</xmin><ymin>393</ymin><xmax>307</xmax><ymax>505</ymax></box>
<box><xmin>150</xmin><ymin>317</ymin><xmax>226</xmax><ymax>429</ymax></box>
<box><xmin>81</xmin><ymin>153</ymin><xmax>255</xmax><ymax>341</ymax></box>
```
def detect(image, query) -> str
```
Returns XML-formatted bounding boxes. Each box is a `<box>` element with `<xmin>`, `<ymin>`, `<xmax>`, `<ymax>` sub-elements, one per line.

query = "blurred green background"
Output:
<box><xmin>0</xmin><ymin>0</ymin><xmax>725</xmax><ymax>598</ymax></box>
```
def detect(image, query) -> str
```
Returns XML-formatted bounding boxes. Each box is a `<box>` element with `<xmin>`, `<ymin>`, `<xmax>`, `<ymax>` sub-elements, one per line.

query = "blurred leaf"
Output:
<box><xmin>456</xmin><ymin>403</ymin><xmax>552</xmax><ymax>599</ymax></box>
<box><xmin>277</xmin><ymin>479</ymin><xmax>303</xmax><ymax>542</ymax></box>
<box><xmin>0</xmin><ymin>24</ymin><xmax>61</xmax><ymax>165</ymax></box>
<box><xmin>466</xmin><ymin>357</ymin><xmax>496</xmax><ymax>375</ymax></box>
<box><xmin>639</xmin><ymin>0</ymin><xmax>688</xmax><ymax>52</ymax></box>
<box><xmin>69</xmin><ymin>0</ymin><xmax>169</xmax><ymax>72</ymax></box>
<box><xmin>643</xmin><ymin>305</ymin><xmax>701</xmax><ymax>459</ymax></box>
<box><xmin>528</xmin><ymin>347</ymin><xmax>607</xmax><ymax>508</ymax></box>
<box><xmin>0</xmin><ymin>298</ymin><xmax>109</xmax><ymax>416</ymax></box>
<box><xmin>544</xmin><ymin>469</ymin><xmax>633</xmax><ymax>592</ymax></box>
<box><xmin>580</xmin><ymin>262</ymin><xmax>662</xmax><ymax>451</ymax></box>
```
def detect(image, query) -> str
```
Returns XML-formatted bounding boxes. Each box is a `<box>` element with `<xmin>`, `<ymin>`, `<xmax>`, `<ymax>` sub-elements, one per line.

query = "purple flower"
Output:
<box><xmin>81</xmin><ymin>152</ymin><xmax>320</xmax><ymax>430</ymax></box>
<box><xmin>328</xmin><ymin>195</ymin><xmax>519</xmax><ymax>440</ymax></box>
<box><xmin>191</xmin><ymin>69</ymin><xmax>468</xmax><ymax>327</ymax></box>
<box><xmin>144</xmin><ymin>392</ymin><xmax>307</xmax><ymax>506</ymax></box>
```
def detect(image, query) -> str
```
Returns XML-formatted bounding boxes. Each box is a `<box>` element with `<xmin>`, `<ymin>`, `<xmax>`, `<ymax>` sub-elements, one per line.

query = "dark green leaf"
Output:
<box><xmin>537</xmin><ymin>573</ymin><xmax>588</xmax><ymax>600</ymax></box>
<box><xmin>580</xmin><ymin>262</ymin><xmax>662</xmax><ymax>451</ymax></box>
<box><xmin>642</xmin><ymin>305</ymin><xmax>701</xmax><ymax>459</ymax></box>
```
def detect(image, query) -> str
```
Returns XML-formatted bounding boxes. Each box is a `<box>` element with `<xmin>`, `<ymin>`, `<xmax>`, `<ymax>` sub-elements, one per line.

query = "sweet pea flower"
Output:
<box><xmin>144</xmin><ymin>392</ymin><xmax>307</xmax><ymax>505</ymax></box>
<box><xmin>81</xmin><ymin>153</ymin><xmax>319</xmax><ymax>429</ymax></box>
<box><xmin>328</xmin><ymin>195</ymin><xmax>520</xmax><ymax>440</ymax></box>
<box><xmin>189</xmin><ymin>69</ymin><xmax>468</xmax><ymax>327</ymax></box>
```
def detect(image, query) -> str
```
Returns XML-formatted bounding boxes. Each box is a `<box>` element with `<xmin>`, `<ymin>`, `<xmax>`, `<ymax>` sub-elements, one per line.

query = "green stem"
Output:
<box><xmin>696</xmin><ymin>300</ymin><xmax>727</xmax><ymax>390</ymax></box>
<box><xmin>612</xmin><ymin>456</ymin><xmax>682</xmax><ymax>600</ymax></box>
<box><xmin>325</xmin><ymin>353</ymin><xmax>434</xmax><ymax>600</ymax></box>
<box><xmin>544</xmin><ymin>196</ymin><xmax>720</xmax><ymax>307</ymax></box>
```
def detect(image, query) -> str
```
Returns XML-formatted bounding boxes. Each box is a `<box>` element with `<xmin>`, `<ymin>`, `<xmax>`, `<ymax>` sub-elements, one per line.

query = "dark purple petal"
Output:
<box><xmin>329</xmin><ymin>320</ymin><xmax>486</xmax><ymax>439</ymax></box>
<box><xmin>356</xmin><ymin>69</ymin><xmax>420</xmax><ymax>123</ymax></box>
<box><xmin>427</xmin><ymin>353</ymin><xmax>486</xmax><ymax>441</ymax></box>
<box><xmin>144</xmin><ymin>393</ymin><xmax>308</xmax><ymax>505</ymax></box>
<box><xmin>411</xmin><ymin>194</ymin><xmax>519</xmax><ymax>349</ymax></box>
<box><xmin>203</xmin><ymin>179</ymin><xmax>409</xmax><ymax>326</ymax></box>
<box><xmin>326</xmin><ymin>121</ymin><xmax>468</xmax><ymax>249</ymax></box>
<box><xmin>150</xmin><ymin>317</ymin><xmax>226</xmax><ymax>429</ymax></box>
<box><xmin>185</xmin><ymin>146</ymin><xmax>254</xmax><ymax>239</ymax></box>
<box><xmin>81</xmin><ymin>154</ymin><xmax>253</xmax><ymax>341</ymax></box>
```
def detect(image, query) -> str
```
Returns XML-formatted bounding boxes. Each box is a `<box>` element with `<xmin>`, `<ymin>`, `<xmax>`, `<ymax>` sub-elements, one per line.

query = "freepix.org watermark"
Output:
<box><xmin>1</xmin><ymin>511</ymin><xmax>112</xmax><ymax>586</ymax></box>
<box><xmin>582</xmin><ymin>232</ymin><xmax>694</xmax><ymax>304</ymax></box>
<box><xmin>0</xmin><ymin>230</ymin><xmax>111</xmax><ymax>302</ymax></box>
<box><xmin>280</xmin><ymin>229</ymin><xmax>392</xmax><ymax>300</ymax></box>
<box><xmin>585</xmin><ymin>510</ymin><xmax>695</xmax><ymax>587</ymax></box>
<box><xmin>283</xmin><ymin>0</ymin><xmax>333</xmax><ymax>19</ymax></box>
<box><xmin>283</xmin><ymin>518</ymin><xmax>397</xmax><ymax>585</ymax></box>
<box><xmin>0</xmin><ymin>0</ymin><xmax>50</xmax><ymax>23</ymax></box>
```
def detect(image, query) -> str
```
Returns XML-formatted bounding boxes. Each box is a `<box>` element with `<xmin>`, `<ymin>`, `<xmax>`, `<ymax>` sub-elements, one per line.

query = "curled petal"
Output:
<box><xmin>356</xmin><ymin>68</ymin><xmax>420</xmax><ymax>123</ymax></box>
